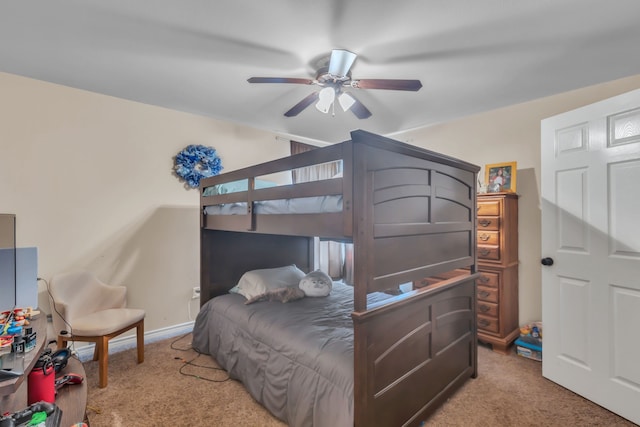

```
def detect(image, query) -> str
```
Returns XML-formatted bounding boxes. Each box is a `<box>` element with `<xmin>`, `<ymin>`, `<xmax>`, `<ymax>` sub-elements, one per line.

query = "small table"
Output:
<box><xmin>0</xmin><ymin>315</ymin><xmax>88</xmax><ymax>425</ymax></box>
<box><xmin>55</xmin><ymin>356</ymin><xmax>88</xmax><ymax>426</ymax></box>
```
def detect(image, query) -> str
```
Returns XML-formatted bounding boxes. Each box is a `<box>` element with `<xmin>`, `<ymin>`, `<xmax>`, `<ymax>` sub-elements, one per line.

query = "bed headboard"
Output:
<box><xmin>200</xmin><ymin>229</ymin><xmax>314</xmax><ymax>303</ymax></box>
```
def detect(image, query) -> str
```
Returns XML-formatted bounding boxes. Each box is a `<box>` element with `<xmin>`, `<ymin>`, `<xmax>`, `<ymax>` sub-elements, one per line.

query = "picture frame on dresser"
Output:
<box><xmin>485</xmin><ymin>161</ymin><xmax>517</xmax><ymax>193</ymax></box>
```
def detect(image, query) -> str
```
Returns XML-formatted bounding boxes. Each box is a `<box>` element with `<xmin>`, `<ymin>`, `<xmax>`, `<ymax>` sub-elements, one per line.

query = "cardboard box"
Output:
<box><xmin>515</xmin><ymin>338</ymin><xmax>542</xmax><ymax>361</ymax></box>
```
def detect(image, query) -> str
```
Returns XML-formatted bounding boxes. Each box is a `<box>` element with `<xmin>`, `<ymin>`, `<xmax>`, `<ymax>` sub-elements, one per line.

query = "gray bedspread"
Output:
<box><xmin>191</xmin><ymin>282</ymin><xmax>391</xmax><ymax>427</ymax></box>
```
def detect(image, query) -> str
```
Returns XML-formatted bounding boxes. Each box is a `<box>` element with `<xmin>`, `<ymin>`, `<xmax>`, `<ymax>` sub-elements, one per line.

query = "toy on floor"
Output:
<box><xmin>55</xmin><ymin>372</ymin><xmax>84</xmax><ymax>390</ymax></box>
<box><xmin>516</xmin><ymin>321</ymin><xmax>543</xmax><ymax>361</ymax></box>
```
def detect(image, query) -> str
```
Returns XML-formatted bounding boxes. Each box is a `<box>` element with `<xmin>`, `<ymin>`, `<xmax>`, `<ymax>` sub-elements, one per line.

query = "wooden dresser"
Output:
<box><xmin>476</xmin><ymin>192</ymin><xmax>519</xmax><ymax>354</ymax></box>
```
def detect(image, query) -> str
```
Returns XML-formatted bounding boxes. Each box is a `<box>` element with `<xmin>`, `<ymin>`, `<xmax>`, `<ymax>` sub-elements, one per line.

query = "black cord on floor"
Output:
<box><xmin>169</xmin><ymin>332</ymin><xmax>194</xmax><ymax>351</ymax></box>
<box><xmin>170</xmin><ymin>333</ymin><xmax>229</xmax><ymax>383</ymax></box>
<box><xmin>39</xmin><ymin>277</ymin><xmax>77</xmax><ymax>356</ymax></box>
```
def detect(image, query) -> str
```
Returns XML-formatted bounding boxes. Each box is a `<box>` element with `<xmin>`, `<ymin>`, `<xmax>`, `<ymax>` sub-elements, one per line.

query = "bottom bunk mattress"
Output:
<box><xmin>191</xmin><ymin>281</ymin><xmax>391</xmax><ymax>427</ymax></box>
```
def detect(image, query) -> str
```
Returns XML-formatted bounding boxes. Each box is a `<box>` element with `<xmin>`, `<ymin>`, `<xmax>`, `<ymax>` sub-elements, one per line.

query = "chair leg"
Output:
<box><xmin>136</xmin><ymin>320</ymin><xmax>144</xmax><ymax>364</ymax></box>
<box><xmin>98</xmin><ymin>336</ymin><xmax>109</xmax><ymax>388</ymax></box>
<box><xmin>92</xmin><ymin>343</ymin><xmax>100</xmax><ymax>361</ymax></box>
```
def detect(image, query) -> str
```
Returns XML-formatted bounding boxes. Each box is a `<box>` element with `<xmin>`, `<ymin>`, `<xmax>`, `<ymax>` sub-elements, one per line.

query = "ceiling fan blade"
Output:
<box><xmin>328</xmin><ymin>49</ymin><xmax>357</xmax><ymax>77</ymax></box>
<box><xmin>248</xmin><ymin>77</ymin><xmax>314</xmax><ymax>85</ymax></box>
<box><xmin>284</xmin><ymin>91</ymin><xmax>319</xmax><ymax>117</ymax></box>
<box><xmin>347</xmin><ymin>93</ymin><xmax>372</xmax><ymax>119</ymax></box>
<box><xmin>353</xmin><ymin>79</ymin><xmax>422</xmax><ymax>91</ymax></box>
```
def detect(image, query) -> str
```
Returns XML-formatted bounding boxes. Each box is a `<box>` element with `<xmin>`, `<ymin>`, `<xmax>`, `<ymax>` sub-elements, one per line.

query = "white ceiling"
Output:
<box><xmin>2</xmin><ymin>1</ymin><xmax>640</xmax><ymax>143</ymax></box>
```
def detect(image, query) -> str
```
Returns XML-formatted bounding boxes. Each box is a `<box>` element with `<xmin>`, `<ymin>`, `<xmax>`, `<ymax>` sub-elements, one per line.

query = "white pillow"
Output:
<box><xmin>299</xmin><ymin>270</ymin><xmax>332</xmax><ymax>297</ymax></box>
<box><xmin>233</xmin><ymin>265</ymin><xmax>305</xmax><ymax>300</ymax></box>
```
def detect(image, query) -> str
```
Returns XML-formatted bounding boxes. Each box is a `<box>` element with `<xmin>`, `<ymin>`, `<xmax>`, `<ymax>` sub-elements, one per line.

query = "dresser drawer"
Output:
<box><xmin>477</xmin><ymin>301</ymin><xmax>498</xmax><ymax>317</ymax></box>
<box><xmin>477</xmin><ymin>285</ymin><xmax>498</xmax><ymax>303</ymax></box>
<box><xmin>477</xmin><ymin>314</ymin><xmax>500</xmax><ymax>333</ymax></box>
<box><xmin>477</xmin><ymin>230</ymin><xmax>499</xmax><ymax>245</ymax></box>
<box><xmin>476</xmin><ymin>271</ymin><xmax>499</xmax><ymax>288</ymax></box>
<box><xmin>477</xmin><ymin>201</ymin><xmax>500</xmax><ymax>216</ymax></box>
<box><xmin>478</xmin><ymin>245</ymin><xmax>500</xmax><ymax>261</ymax></box>
<box><xmin>478</xmin><ymin>216</ymin><xmax>500</xmax><ymax>230</ymax></box>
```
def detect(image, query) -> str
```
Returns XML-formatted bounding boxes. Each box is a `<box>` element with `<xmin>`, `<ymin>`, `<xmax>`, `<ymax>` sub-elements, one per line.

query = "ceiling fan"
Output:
<box><xmin>247</xmin><ymin>49</ymin><xmax>422</xmax><ymax>119</ymax></box>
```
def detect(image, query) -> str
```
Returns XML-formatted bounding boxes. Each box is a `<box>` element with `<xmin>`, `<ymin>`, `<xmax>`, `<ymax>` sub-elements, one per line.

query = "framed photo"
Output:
<box><xmin>484</xmin><ymin>161</ymin><xmax>517</xmax><ymax>193</ymax></box>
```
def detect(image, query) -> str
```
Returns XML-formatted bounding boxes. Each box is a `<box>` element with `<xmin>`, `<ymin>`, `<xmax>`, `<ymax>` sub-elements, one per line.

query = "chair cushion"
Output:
<box><xmin>70</xmin><ymin>308</ymin><xmax>145</xmax><ymax>336</ymax></box>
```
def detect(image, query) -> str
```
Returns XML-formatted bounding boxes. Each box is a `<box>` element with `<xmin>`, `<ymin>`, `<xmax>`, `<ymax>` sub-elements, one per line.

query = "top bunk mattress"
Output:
<box><xmin>203</xmin><ymin>195</ymin><xmax>343</xmax><ymax>215</ymax></box>
<box><xmin>202</xmin><ymin>177</ymin><xmax>343</xmax><ymax>215</ymax></box>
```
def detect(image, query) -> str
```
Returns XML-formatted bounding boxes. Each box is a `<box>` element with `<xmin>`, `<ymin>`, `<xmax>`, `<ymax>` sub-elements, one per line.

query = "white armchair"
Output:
<box><xmin>48</xmin><ymin>271</ymin><xmax>145</xmax><ymax>388</ymax></box>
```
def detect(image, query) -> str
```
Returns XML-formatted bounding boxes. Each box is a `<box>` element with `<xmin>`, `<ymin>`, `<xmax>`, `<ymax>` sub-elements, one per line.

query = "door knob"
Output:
<box><xmin>541</xmin><ymin>257</ymin><xmax>554</xmax><ymax>266</ymax></box>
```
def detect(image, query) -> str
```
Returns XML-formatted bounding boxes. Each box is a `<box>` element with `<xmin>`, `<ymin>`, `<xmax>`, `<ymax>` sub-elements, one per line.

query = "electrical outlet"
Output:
<box><xmin>192</xmin><ymin>286</ymin><xmax>200</xmax><ymax>299</ymax></box>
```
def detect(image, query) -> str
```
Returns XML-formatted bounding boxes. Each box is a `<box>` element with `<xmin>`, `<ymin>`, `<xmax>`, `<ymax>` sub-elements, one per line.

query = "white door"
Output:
<box><xmin>541</xmin><ymin>89</ymin><xmax>640</xmax><ymax>424</ymax></box>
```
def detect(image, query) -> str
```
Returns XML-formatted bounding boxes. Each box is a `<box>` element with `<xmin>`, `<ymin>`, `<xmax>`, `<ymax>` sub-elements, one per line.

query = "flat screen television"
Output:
<box><xmin>0</xmin><ymin>214</ymin><xmax>17</xmax><ymax>312</ymax></box>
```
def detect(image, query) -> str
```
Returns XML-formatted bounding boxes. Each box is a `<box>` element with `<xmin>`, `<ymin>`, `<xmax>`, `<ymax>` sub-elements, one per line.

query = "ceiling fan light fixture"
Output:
<box><xmin>248</xmin><ymin>48</ymin><xmax>421</xmax><ymax>119</ymax></box>
<box><xmin>338</xmin><ymin>92</ymin><xmax>356</xmax><ymax>112</ymax></box>
<box><xmin>315</xmin><ymin>87</ymin><xmax>336</xmax><ymax>114</ymax></box>
<box><xmin>328</xmin><ymin>49</ymin><xmax>357</xmax><ymax>78</ymax></box>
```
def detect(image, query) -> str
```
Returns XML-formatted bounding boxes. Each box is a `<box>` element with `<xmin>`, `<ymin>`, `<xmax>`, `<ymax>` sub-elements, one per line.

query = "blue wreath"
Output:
<box><xmin>174</xmin><ymin>144</ymin><xmax>223</xmax><ymax>188</ymax></box>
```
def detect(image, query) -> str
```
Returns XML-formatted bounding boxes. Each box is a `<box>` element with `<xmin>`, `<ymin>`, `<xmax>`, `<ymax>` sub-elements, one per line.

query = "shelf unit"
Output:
<box><xmin>476</xmin><ymin>192</ymin><xmax>519</xmax><ymax>354</ymax></box>
<box><xmin>0</xmin><ymin>314</ymin><xmax>87</xmax><ymax>425</ymax></box>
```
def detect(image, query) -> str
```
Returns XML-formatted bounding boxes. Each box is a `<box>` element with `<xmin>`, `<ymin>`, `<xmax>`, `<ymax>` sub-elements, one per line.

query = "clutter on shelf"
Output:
<box><xmin>0</xmin><ymin>307</ymin><xmax>36</xmax><ymax>356</ymax></box>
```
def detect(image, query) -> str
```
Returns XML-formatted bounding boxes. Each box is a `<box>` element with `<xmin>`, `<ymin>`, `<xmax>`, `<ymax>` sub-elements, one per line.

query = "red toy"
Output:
<box><xmin>55</xmin><ymin>373</ymin><xmax>84</xmax><ymax>389</ymax></box>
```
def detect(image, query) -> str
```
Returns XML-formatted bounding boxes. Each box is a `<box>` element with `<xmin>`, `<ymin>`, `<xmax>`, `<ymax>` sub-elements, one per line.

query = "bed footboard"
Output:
<box><xmin>352</xmin><ymin>274</ymin><xmax>477</xmax><ymax>427</ymax></box>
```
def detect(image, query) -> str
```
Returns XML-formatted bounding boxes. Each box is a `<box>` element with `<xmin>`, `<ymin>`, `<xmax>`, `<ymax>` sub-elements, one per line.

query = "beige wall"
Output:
<box><xmin>4</xmin><ymin>69</ymin><xmax>640</xmax><ymax>336</ymax></box>
<box><xmin>0</xmin><ymin>72</ymin><xmax>289</xmax><ymax>334</ymax></box>
<box><xmin>391</xmin><ymin>73</ymin><xmax>640</xmax><ymax>325</ymax></box>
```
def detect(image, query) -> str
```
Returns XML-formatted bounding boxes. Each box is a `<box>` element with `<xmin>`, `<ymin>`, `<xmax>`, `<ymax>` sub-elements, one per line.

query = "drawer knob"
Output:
<box><xmin>479</xmin><ymin>234</ymin><xmax>490</xmax><ymax>241</ymax></box>
<box><xmin>480</xmin><ymin>249</ymin><xmax>491</xmax><ymax>256</ymax></box>
<box><xmin>479</xmin><ymin>305</ymin><xmax>490</xmax><ymax>313</ymax></box>
<box><xmin>478</xmin><ymin>275</ymin><xmax>490</xmax><ymax>283</ymax></box>
<box><xmin>479</xmin><ymin>290</ymin><xmax>490</xmax><ymax>298</ymax></box>
<box><xmin>478</xmin><ymin>319</ymin><xmax>490</xmax><ymax>327</ymax></box>
<box><xmin>479</xmin><ymin>219</ymin><xmax>491</xmax><ymax>227</ymax></box>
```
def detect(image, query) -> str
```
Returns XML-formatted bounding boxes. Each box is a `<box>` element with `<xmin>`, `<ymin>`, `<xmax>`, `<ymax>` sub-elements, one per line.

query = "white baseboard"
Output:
<box><xmin>74</xmin><ymin>321</ymin><xmax>195</xmax><ymax>362</ymax></box>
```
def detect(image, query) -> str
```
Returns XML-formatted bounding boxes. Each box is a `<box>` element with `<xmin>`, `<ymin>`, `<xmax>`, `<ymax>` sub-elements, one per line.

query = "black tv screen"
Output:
<box><xmin>0</xmin><ymin>214</ymin><xmax>16</xmax><ymax>311</ymax></box>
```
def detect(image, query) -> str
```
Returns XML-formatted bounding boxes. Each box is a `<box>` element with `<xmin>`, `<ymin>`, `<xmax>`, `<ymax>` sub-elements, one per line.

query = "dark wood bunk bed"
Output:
<box><xmin>194</xmin><ymin>130</ymin><xmax>480</xmax><ymax>427</ymax></box>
